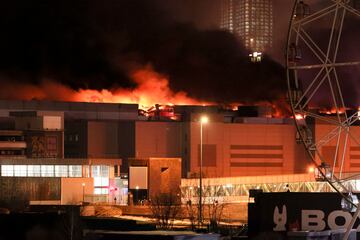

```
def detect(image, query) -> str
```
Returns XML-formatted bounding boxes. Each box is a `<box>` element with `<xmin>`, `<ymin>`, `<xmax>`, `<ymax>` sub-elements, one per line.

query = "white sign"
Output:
<box><xmin>273</xmin><ymin>205</ymin><xmax>360</xmax><ymax>231</ymax></box>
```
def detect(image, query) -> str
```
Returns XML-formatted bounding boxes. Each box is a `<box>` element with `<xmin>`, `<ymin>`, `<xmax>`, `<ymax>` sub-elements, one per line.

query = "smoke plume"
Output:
<box><xmin>0</xmin><ymin>0</ymin><xmax>286</xmax><ymax>107</ymax></box>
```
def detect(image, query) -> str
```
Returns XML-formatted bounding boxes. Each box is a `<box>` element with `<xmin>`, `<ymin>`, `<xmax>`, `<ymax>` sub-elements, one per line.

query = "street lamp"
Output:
<box><xmin>199</xmin><ymin>115</ymin><xmax>208</xmax><ymax>225</ymax></box>
<box><xmin>308</xmin><ymin>165</ymin><xmax>315</xmax><ymax>173</ymax></box>
<box><xmin>82</xmin><ymin>183</ymin><xmax>86</xmax><ymax>203</ymax></box>
<box><xmin>135</xmin><ymin>185</ymin><xmax>139</xmax><ymax>205</ymax></box>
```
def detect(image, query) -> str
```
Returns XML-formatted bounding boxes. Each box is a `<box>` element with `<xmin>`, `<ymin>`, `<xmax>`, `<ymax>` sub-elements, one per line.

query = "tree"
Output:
<box><xmin>149</xmin><ymin>192</ymin><xmax>182</xmax><ymax>229</ymax></box>
<box><xmin>185</xmin><ymin>199</ymin><xmax>198</xmax><ymax>230</ymax></box>
<box><xmin>182</xmin><ymin>181</ymin><xmax>227</xmax><ymax>232</ymax></box>
<box><xmin>207</xmin><ymin>198</ymin><xmax>226</xmax><ymax>232</ymax></box>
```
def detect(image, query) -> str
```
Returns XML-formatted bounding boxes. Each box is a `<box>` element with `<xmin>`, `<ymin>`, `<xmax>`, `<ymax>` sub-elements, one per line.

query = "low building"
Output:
<box><xmin>128</xmin><ymin>158</ymin><xmax>181</xmax><ymax>204</ymax></box>
<box><xmin>0</xmin><ymin>158</ymin><xmax>122</xmax><ymax>205</ymax></box>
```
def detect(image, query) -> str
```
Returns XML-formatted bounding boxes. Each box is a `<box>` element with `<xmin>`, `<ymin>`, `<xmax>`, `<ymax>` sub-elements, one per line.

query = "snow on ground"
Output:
<box><xmin>118</xmin><ymin>215</ymin><xmax>244</xmax><ymax>226</ymax></box>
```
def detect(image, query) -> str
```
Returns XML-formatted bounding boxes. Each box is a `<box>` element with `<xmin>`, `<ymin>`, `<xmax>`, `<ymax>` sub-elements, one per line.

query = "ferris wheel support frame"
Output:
<box><xmin>286</xmin><ymin>1</ymin><xmax>360</xmax><ymax>238</ymax></box>
<box><xmin>286</xmin><ymin>0</ymin><xmax>360</xmax><ymax>211</ymax></box>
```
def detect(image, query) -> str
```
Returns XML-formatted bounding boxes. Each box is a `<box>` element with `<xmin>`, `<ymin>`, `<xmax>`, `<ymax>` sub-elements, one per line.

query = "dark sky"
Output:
<box><xmin>157</xmin><ymin>0</ymin><xmax>294</xmax><ymax>63</ymax></box>
<box><xmin>0</xmin><ymin>0</ymin><xmax>357</xmax><ymax>106</ymax></box>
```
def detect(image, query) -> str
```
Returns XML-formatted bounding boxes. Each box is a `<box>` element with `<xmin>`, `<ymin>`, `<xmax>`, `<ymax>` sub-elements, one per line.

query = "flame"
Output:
<box><xmin>318</xmin><ymin>107</ymin><xmax>346</xmax><ymax>115</ymax></box>
<box><xmin>0</xmin><ymin>66</ymin><xmax>208</xmax><ymax>109</ymax></box>
<box><xmin>268</xmin><ymin>101</ymin><xmax>291</xmax><ymax>118</ymax></box>
<box><xmin>0</xmin><ymin>66</ymin><xmax>294</xmax><ymax>118</ymax></box>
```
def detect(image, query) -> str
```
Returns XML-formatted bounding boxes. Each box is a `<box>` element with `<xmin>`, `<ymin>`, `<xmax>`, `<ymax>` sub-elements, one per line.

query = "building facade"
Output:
<box><xmin>0</xmin><ymin>100</ymin><xmax>128</xmax><ymax>206</ymax></box>
<box><xmin>128</xmin><ymin>158</ymin><xmax>181</xmax><ymax>203</ymax></box>
<box><xmin>2</xmin><ymin>100</ymin><xmax>360</xmax><ymax>205</ymax></box>
<box><xmin>219</xmin><ymin>0</ymin><xmax>273</xmax><ymax>52</ymax></box>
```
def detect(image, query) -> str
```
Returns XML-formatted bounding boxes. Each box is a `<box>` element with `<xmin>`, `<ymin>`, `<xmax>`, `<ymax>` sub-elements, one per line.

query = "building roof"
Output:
<box><xmin>0</xmin><ymin>99</ymin><xmax>138</xmax><ymax>113</ymax></box>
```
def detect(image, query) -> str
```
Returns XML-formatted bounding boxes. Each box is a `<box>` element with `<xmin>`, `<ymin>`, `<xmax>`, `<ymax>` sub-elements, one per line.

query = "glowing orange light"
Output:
<box><xmin>308</xmin><ymin>166</ymin><xmax>315</xmax><ymax>173</ymax></box>
<box><xmin>0</xmin><ymin>66</ymin><xmax>211</xmax><ymax>110</ymax></box>
<box><xmin>200</xmin><ymin>116</ymin><xmax>209</xmax><ymax>124</ymax></box>
<box><xmin>295</xmin><ymin>114</ymin><xmax>304</xmax><ymax>120</ymax></box>
<box><xmin>319</xmin><ymin>107</ymin><xmax>346</xmax><ymax>115</ymax></box>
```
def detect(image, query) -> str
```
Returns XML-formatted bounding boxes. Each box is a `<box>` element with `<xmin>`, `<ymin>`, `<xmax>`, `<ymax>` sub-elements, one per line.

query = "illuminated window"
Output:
<box><xmin>94</xmin><ymin>177</ymin><xmax>109</xmax><ymax>187</ymax></box>
<box><xmin>94</xmin><ymin>188</ymin><xmax>109</xmax><ymax>194</ymax></box>
<box><xmin>14</xmin><ymin>165</ymin><xmax>27</xmax><ymax>176</ymax></box>
<box><xmin>69</xmin><ymin>165</ymin><xmax>82</xmax><ymax>177</ymax></box>
<box><xmin>92</xmin><ymin>165</ymin><xmax>109</xmax><ymax>187</ymax></box>
<box><xmin>41</xmin><ymin>165</ymin><xmax>54</xmax><ymax>177</ymax></box>
<box><xmin>92</xmin><ymin>165</ymin><xmax>109</xmax><ymax>177</ymax></box>
<box><xmin>55</xmin><ymin>165</ymin><xmax>68</xmax><ymax>177</ymax></box>
<box><xmin>28</xmin><ymin>165</ymin><xmax>41</xmax><ymax>177</ymax></box>
<box><xmin>1</xmin><ymin>165</ymin><xmax>14</xmax><ymax>176</ymax></box>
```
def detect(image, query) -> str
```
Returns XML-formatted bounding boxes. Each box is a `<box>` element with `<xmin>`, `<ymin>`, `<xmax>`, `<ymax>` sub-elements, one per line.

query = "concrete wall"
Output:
<box><xmin>61</xmin><ymin>177</ymin><xmax>94</xmax><ymax>205</ymax></box>
<box><xmin>128</xmin><ymin>158</ymin><xmax>182</xmax><ymax>200</ymax></box>
<box><xmin>65</xmin><ymin>120</ymin><xmax>134</xmax><ymax>168</ymax></box>
<box><xmin>148</xmin><ymin>158</ymin><xmax>182</xmax><ymax>198</ymax></box>
<box><xmin>189</xmin><ymin>122</ymin><xmax>308</xmax><ymax>177</ymax></box>
<box><xmin>135</xmin><ymin>122</ymin><xmax>182</xmax><ymax>158</ymax></box>
<box><xmin>88</xmin><ymin>121</ymin><xmax>119</xmax><ymax>158</ymax></box>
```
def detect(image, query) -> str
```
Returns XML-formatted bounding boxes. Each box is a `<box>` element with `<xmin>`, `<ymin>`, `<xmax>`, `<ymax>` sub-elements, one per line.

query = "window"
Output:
<box><xmin>1</xmin><ymin>164</ymin><xmax>83</xmax><ymax>178</ymax></box>
<box><xmin>92</xmin><ymin>165</ymin><xmax>110</xmax><ymax>187</ymax></box>
<box><xmin>94</xmin><ymin>177</ymin><xmax>109</xmax><ymax>187</ymax></box>
<box><xmin>14</xmin><ymin>165</ymin><xmax>27</xmax><ymax>176</ymax></box>
<box><xmin>92</xmin><ymin>165</ymin><xmax>109</xmax><ymax>177</ymax></box>
<box><xmin>92</xmin><ymin>165</ymin><xmax>100</xmax><ymax>177</ymax></box>
<box><xmin>101</xmin><ymin>166</ymin><xmax>109</xmax><ymax>177</ymax></box>
<box><xmin>1</xmin><ymin>165</ymin><xmax>13</xmax><ymax>176</ymax></box>
<box><xmin>28</xmin><ymin>165</ymin><xmax>41</xmax><ymax>177</ymax></box>
<box><xmin>69</xmin><ymin>165</ymin><xmax>82</xmax><ymax>177</ymax></box>
<box><xmin>55</xmin><ymin>165</ymin><xmax>68</xmax><ymax>177</ymax></box>
<box><xmin>41</xmin><ymin>165</ymin><xmax>54</xmax><ymax>177</ymax></box>
<box><xmin>94</xmin><ymin>188</ymin><xmax>109</xmax><ymax>194</ymax></box>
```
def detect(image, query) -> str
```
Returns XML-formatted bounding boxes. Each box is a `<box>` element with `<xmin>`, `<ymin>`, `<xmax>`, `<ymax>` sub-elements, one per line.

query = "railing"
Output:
<box><xmin>181</xmin><ymin>176</ymin><xmax>360</xmax><ymax>204</ymax></box>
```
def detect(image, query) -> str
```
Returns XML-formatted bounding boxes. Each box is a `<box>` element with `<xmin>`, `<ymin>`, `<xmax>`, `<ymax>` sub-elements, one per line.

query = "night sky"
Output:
<box><xmin>0</xmin><ymin>0</ymin><xmax>357</xmax><ymax>106</ymax></box>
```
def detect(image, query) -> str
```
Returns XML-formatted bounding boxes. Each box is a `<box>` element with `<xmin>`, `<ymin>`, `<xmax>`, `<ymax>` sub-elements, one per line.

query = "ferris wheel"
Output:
<box><xmin>286</xmin><ymin>0</ymin><xmax>360</xmax><ymax>193</ymax></box>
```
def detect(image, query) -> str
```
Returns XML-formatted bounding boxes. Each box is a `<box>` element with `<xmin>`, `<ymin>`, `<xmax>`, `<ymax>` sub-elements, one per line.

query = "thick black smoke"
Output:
<box><xmin>0</xmin><ymin>0</ymin><xmax>285</xmax><ymax>103</ymax></box>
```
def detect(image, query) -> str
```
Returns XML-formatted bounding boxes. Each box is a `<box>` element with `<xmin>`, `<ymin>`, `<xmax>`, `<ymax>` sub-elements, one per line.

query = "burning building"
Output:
<box><xmin>1</xmin><ymin>99</ymin><xmax>359</xmax><ymax>206</ymax></box>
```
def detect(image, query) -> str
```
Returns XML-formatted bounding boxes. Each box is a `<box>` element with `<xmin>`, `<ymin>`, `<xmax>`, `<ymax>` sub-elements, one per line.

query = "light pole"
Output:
<box><xmin>135</xmin><ymin>185</ymin><xmax>139</xmax><ymax>205</ymax></box>
<box><xmin>199</xmin><ymin>115</ymin><xmax>208</xmax><ymax>225</ymax></box>
<box><xmin>82</xmin><ymin>183</ymin><xmax>86</xmax><ymax>203</ymax></box>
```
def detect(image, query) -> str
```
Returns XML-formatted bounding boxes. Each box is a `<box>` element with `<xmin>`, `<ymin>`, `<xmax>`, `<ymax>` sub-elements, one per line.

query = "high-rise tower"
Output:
<box><xmin>219</xmin><ymin>0</ymin><xmax>273</xmax><ymax>53</ymax></box>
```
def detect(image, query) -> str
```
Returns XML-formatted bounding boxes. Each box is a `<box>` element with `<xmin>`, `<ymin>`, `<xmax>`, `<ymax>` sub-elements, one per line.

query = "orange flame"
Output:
<box><xmin>318</xmin><ymin>107</ymin><xmax>346</xmax><ymax>115</ymax></box>
<box><xmin>0</xmin><ymin>66</ymin><xmax>208</xmax><ymax>109</ymax></box>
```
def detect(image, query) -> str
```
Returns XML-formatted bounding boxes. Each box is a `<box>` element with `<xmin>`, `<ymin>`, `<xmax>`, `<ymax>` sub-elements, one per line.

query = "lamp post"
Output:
<box><xmin>82</xmin><ymin>183</ymin><xmax>86</xmax><ymax>203</ymax></box>
<box><xmin>135</xmin><ymin>185</ymin><xmax>139</xmax><ymax>205</ymax></box>
<box><xmin>199</xmin><ymin>115</ymin><xmax>208</xmax><ymax>225</ymax></box>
